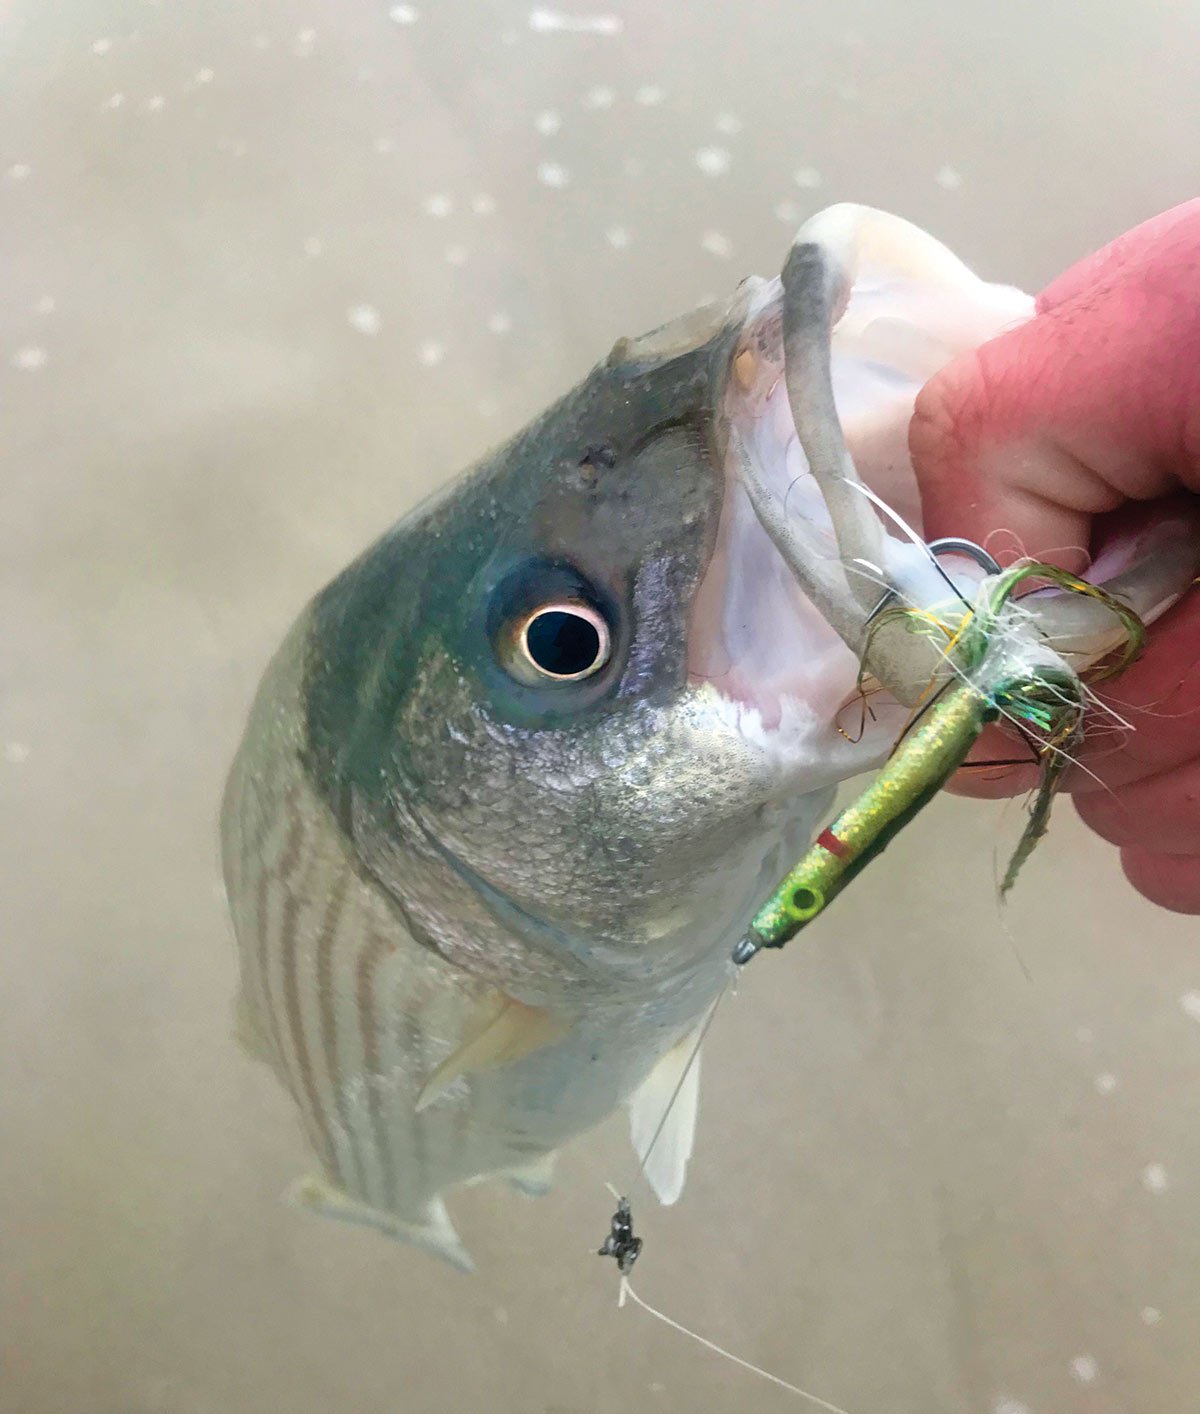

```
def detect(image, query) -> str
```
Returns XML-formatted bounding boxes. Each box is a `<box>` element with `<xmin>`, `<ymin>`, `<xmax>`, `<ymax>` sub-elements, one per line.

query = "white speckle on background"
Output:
<box><xmin>714</xmin><ymin>112</ymin><xmax>743</xmax><ymax>134</ymax></box>
<box><xmin>493</xmin><ymin>1305</ymin><xmax>509</xmax><ymax>1325</ymax></box>
<box><xmin>537</xmin><ymin>161</ymin><xmax>570</xmax><ymax>188</ymax></box>
<box><xmin>534</xmin><ymin>110</ymin><xmax>561</xmax><ymax>136</ymax></box>
<box><xmin>994</xmin><ymin>1400</ymin><xmax>1032</xmax><ymax>1414</ymax></box>
<box><xmin>102</xmin><ymin>93</ymin><xmax>126</xmax><ymax>110</ymax></box>
<box><xmin>1140</xmin><ymin>1306</ymin><xmax>1162</xmax><ymax>1326</ymax></box>
<box><xmin>12</xmin><ymin>346</ymin><xmax>48</xmax><ymax>371</ymax></box>
<box><xmin>35</xmin><ymin>295</ymin><xmax>56</xmax><ymax>315</ymax></box>
<box><xmin>8</xmin><ymin>163</ymin><xmax>31</xmax><ymax>181</ymax></box>
<box><xmin>146</xmin><ymin>95</ymin><xmax>166</xmax><ymax>112</ymax></box>
<box><xmin>605</xmin><ymin>225</ymin><xmax>630</xmax><ymax>249</ymax></box>
<box><xmin>700</xmin><ymin>230</ymin><xmax>733</xmax><ymax>259</ymax></box>
<box><xmin>91</xmin><ymin>37</ymin><xmax>112</xmax><ymax>55</ymax></box>
<box><xmin>935</xmin><ymin>163</ymin><xmax>963</xmax><ymax>190</ymax></box>
<box><xmin>373</xmin><ymin>136</ymin><xmax>395</xmax><ymax>155</ymax></box>
<box><xmin>302</xmin><ymin>235</ymin><xmax>323</xmax><ymax>256</ymax></box>
<box><xmin>477</xmin><ymin>394</ymin><xmax>499</xmax><ymax>417</ymax></box>
<box><xmin>649</xmin><ymin>1384</ymin><xmax>666</xmax><ymax>1396</ymax></box>
<box><xmin>417</xmin><ymin>341</ymin><xmax>445</xmax><ymax>367</ymax></box>
<box><xmin>635</xmin><ymin>84</ymin><xmax>665</xmax><ymax>105</ymax></box>
<box><xmin>471</xmin><ymin>193</ymin><xmax>496</xmax><ymax>215</ymax></box>
<box><xmin>1076</xmin><ymin>1026</ymin><xmax>1094</xmax><ymax>1044</ymax></box>
<box><xmin>422</xmin><ymin>193</ymin><xmax>453</xmax><ymax>217</ymax></box>
<box><xmin>1142</xmin><ymin>1162</ymin><xmax>1169</xmax><ymax>1194</ymax></box>
<box><xmin>835</xmin><ymin>81</ymin><xmax>860</xmax><ymax>102</ymax></box>
<box><xmin>444</xmin><ymin>245</ymin><xmax>468</xmax><ymax>266</ymax></box>
<box><xmin>389</xmin><ymin>3</ymin><xmax>419</xmax><ymax>22</ymax></box>
<box><xmin>1094</xmin><ymin>1072</ymin><xmax>1118</xmax><ymax>1094</ymax></box>
<box><xmin>195</xmin><ymin>66</ymin><xmax>215</xmax><ymax>84</ymax></box>
<box><xmin>584</xmin><ymin>85</ymin><xmax>615</xmax><ymax>109</ymax></box>
<box><xmin>346</xmin><ymin>304</ymin><xmax>382</xmax><ymax>336</ymax></box>
<box><xmin>252</xmin><ymin>32</ymin><xmax>271</xmax><ymax>49</ymax></box>
<box><xmin>528</xmin><ymin>8</ymin><xmax>622</xmax><ymax>35</ymax></box>
<box><xmin>1070</xmin><ymin>1355</ymin><xmax>1098</xmax><ymax>1384</ymax></box>
<box><xmin>294</xmin><ymin>28</ymin><xmax>317</xmax><ymax>55</ymax></box>
<box><xmin>793</xmin><ymin>166</ymin><xmax>822</xmax><ymax>189</ymax></box>
<box><xmin>623</xmin><ymin>156</ymin><xmax>644</xmax><ymax>178</ymax></box>
<box><xmin>4</xmin><ymin>742</ymin><xmax>31</xmax><ymax>764</ymax></box>
<box><xmin>486</xmin><ymin>312</ymin><xmax>512</xmax><ymax>335</ymax></box>
<box><xmin>695</xmin><ymin>146</ymin><xmax>731</xmax><ymax>176</ymax></box>
<box><xmin>773</xmin><ymin>199</ymin><xmax>801</xmax><ymax>224</ymax></box>
<box><xmin>1180</xmin><ymin>990</ymin><xmax>1200</xmax><ymax>1022</ymax></box>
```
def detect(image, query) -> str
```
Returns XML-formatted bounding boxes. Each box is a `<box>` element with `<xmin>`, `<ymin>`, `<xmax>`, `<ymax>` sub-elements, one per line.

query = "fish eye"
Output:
<box><xmin>506</xmin><ymin>600</ymin><xmax>612</xmax><ymax>683</ymax></box>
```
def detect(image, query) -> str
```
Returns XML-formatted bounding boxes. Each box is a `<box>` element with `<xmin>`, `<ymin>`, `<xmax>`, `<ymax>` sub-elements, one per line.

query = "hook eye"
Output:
<box><xmin>865</xmin><ymin>537</ymin><xmax>1002</xmax><ymax>623</ymax></box>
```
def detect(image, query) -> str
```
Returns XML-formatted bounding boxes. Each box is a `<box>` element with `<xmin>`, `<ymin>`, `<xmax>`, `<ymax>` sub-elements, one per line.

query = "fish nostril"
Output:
<box><xmin>579</xmin><ymin>443</ymin><xmax>618</xmax><ymax>470</ymax></box>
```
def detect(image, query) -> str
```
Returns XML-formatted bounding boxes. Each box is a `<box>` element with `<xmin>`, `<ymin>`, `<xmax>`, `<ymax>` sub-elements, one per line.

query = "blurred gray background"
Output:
<box><xmin>2</xmin><ymin>2</ymin><xmax>1199</xmax><ymax>1411</ymax></box>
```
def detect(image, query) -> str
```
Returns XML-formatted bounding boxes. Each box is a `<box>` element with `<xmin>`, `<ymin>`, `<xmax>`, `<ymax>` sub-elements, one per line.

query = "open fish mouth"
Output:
<box><xmin>685</xmin><ymin>204</ymin><xmax>1200</xmax><ymax>776</ymax></box>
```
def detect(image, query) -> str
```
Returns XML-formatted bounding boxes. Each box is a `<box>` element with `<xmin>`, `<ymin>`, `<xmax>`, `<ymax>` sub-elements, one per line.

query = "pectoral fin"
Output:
<box><xmin>416</xmin><ymin>992</ymin><xmax>568</xmax><ymax>1113</ymax></box>
<box><xmin>626</xmin><ymin>1030</ymin><xmax>703</xmax><ymax>1207</ymax></box>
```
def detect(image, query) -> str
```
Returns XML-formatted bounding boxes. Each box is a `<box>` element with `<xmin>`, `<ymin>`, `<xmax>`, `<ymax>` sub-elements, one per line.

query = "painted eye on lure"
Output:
<box><xmin>788</xmin><ymin>885</ymin><xmax>823</xmax><ymax>920</ymax></box>
<box><xmin>506</xmin><ymin>600</ymin><xmax>611</xmax><ymax>683</ymax></box>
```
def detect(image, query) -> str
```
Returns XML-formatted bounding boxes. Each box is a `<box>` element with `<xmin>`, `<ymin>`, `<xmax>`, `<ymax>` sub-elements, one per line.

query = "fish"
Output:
<box><xmin>220</xmin><ymin>204</ymin><xmax>1199</xmax><ymax>1270</ymax></box>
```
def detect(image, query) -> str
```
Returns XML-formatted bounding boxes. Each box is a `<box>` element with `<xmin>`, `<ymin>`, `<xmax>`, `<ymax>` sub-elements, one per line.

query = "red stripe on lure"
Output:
<box><xmin>816</xmin><ymin>828</ymin><xmax>850</xmax><ymax>859</ymax></box>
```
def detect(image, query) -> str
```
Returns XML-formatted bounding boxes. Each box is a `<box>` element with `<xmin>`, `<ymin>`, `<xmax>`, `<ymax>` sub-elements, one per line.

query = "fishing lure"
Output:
<box><xmin>734</xmin><ymin>561</ymin><xmax>1146</xmax><ymax>964</ymax></box>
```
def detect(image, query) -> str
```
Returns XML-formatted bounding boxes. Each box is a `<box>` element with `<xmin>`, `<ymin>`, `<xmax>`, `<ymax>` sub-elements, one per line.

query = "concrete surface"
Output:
<box><xmin>2</xmin><ymin>2</ymin><xmax>1198</xmax><ymax>1411</ymax></box>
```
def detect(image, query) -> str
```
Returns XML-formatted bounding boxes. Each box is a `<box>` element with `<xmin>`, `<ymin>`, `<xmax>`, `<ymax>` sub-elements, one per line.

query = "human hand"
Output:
<box><xmin>909</xmin><ymin>200</ymin><xmax>1200</xmax><ymax>913</ymax></box>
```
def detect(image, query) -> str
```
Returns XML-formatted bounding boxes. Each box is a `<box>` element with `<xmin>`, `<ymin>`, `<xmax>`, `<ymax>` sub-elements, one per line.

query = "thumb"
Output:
<box><xmin>909</xmin><ymin>201</ymin><xmax>1200</xmax><ymax>566</ymax></box>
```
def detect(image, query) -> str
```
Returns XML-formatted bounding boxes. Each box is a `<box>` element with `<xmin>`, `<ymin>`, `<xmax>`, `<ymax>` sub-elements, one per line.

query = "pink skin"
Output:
<box><xmin>908</xmin><ymin>200</ymin><xmax>1200</xmax><ymax>914</ymax></box>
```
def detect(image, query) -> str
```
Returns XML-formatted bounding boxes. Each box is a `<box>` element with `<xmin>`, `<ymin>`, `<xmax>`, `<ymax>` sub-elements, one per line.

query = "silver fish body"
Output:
<box><xmin>221</xmin><ymin>611</ymin><xmax>821</xmax><ymax>1269</ymax></box>
<box><xmin>220</xmin><ymin>290</ymin><xmax>846</xmax><ymax>1265</ymax></box>
<box><xmin>223</xmin><ymin>205</ymin><xmax>1194</xmax><ymax>1268</ymax></box>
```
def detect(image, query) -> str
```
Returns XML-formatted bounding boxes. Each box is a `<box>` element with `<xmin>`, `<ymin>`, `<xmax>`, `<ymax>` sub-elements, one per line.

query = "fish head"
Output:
<box><xmin>300</xmin><ymin>208</ymin><xmax>1036</xmax><ymax>988</ymax></box>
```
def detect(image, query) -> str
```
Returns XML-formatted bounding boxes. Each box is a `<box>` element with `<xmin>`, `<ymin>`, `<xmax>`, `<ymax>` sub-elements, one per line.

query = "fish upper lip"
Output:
<box><xmin>685</xmin><ymin>283</ymin><xmax>870</xmax><ymax>749</ymax></box>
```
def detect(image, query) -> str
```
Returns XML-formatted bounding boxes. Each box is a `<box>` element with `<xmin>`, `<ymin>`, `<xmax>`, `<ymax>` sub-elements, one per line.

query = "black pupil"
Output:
<box><xmin>793</xmin><ymin>887</ymin><xmax>817</xmax><ymax>911</ymax></box>
<box><xmin>526</xmin><ymin>610</ymin><xmax>602</xmax><ymax>677</ymax></box>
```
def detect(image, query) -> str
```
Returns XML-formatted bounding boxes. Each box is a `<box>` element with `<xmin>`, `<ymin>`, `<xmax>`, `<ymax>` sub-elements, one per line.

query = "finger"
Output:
<box><xmin>1119</xmin><ymin>845</ymin><xmax>1200</xmax><ymax>914</ymax></box>
<box><xmin>910</xmin><ymin>211</ymin><xmax>1200</xmax><ymax>561</ymax></box>
<box><xmin>946</xmin><ymin>582</ymin><xmax>1200</xmax><ymax>801</ymax></box>
<box><xmin>1075</xmin><ymin>755</ymin><xmax>1200</xmax><ymax>853</ymax></box>
<box><xmin>908</xmin><ymin>336</ymin><xmax>1098</xmax><ymax>567</ymax></box>
<box><xmin>1072</xmin><ymin>587</ymin><xmax>1200</xmax><ymax>791</ymax></box>
<box><xmin>1037</xmin><ymin>199</ymin><xmax>1200</xmax><ymax>314</ymax></box>
<box><xmin>948</xmin><ymin>723</ymin><xmax>1040</xmax><ymax>799</ymax></box>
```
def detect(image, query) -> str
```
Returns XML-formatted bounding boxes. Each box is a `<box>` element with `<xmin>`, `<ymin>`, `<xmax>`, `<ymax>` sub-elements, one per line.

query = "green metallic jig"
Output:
<box><xmin>733</xmin><ymin>563</ymin><xmax>1143</xmax><ymax>965</ymax></box>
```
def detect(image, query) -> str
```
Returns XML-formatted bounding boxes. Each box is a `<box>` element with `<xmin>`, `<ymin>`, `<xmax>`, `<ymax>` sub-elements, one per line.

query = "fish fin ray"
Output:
<box><xmin>416</xmin><ymin>992</ymin><xmax>568</xmax><ymax>1113</ymax></box>
<box><xmin>626</xmin><ymin>1033</ymin><xmax>702</xmax><ymax>1206</ymax></box>
<box><xmin>285</xmin><ymin>1174</ymin><xmax>474</xmax><ymax>1272</ymax></box>
<box><xmin>503</xmin><ymin>1151</ymin><xmax>557</xmax><ymax>1198</ymax></box>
